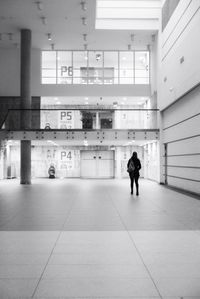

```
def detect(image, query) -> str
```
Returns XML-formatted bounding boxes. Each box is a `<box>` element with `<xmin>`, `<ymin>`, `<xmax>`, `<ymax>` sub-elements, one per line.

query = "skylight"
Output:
<box><xmin>96</xmin><ymin>0</ymin><xmax>161</xmax><ymax>30</ymax></box>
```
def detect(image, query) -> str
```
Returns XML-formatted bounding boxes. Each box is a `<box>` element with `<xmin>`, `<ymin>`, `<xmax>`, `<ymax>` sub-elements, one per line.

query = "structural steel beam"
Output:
<box><xmin>0</xmin><ymin>129</ymin><xmax>159</xmax><ymax>144</ymax></box>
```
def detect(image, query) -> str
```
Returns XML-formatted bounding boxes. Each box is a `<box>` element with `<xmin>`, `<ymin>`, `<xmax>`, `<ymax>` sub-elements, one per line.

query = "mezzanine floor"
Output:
<box><xmin>0</xmin><ymin>178</ymin><xmax>200</xmax><ymax>298</ymax></box>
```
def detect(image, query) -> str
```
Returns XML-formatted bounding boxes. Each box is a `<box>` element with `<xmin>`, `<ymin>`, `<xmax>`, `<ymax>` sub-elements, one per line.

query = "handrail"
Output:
<box><xmin>6</xmin><ymin>108</ymin><xmax>159</xmax><ymax>111</ymax></box>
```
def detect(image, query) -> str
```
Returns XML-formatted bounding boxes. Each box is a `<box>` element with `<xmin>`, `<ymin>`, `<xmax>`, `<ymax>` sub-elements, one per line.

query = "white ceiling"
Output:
<box><xmin>8</xmin><ymin>139</ymin><xmax>156</xmax><ymax>147</ymax></box>
<box><xmin>0</xmin><ymin>0</ymin><xmax>157</xmax><ymax>50</ymax></box>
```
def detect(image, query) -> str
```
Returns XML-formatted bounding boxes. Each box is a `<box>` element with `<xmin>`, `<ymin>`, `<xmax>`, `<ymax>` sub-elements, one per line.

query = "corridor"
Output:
<box><xmin>0</xmin><ymin>179</ymin><xmax>200</xmax><ymax>298</ymax></box>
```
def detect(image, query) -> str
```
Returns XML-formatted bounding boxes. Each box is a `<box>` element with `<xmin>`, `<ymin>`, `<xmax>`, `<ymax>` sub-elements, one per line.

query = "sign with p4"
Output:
<box><xmin>59</xmin><ymin>150</ymin><xmax>74</xmax><ymax>170</ymax></box>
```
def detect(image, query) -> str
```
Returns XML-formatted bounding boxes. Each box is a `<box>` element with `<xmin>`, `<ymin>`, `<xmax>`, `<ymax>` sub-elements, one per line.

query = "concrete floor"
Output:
<box><xmin>0</xmin><ymin>178</ymin><xmax>200</xmax><ymax>298</ymax></box>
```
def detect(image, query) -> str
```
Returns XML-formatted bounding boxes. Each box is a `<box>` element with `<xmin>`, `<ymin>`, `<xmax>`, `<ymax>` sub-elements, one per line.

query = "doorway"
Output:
<box><xmin>81</xmin><ymin>150</ymin><xmax>114</xmax><ymax>178</ymax></box>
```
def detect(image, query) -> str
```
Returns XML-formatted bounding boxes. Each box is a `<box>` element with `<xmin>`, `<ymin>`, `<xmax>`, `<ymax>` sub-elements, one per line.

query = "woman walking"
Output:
<box><xmin>127</xmin><ymin>151</ymin><xmax>141</xmax><ymax>195</ymax></box>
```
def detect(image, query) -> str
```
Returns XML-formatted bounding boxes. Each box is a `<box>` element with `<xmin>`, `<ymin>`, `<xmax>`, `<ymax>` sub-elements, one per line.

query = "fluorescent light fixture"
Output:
<box><xmin>47</xmin><ymin>140</ymin><xmax>59</xmax><ymax>146</ymax></box>
<box><xmin>47</xmin><ymin>33</ymin><xmax>52</xmax><ymax>41</ymax></box>
<box><xmin>36</xmin><ymin>1</ymin><xmax>43</xmax><ymax>11</ymax></box>
<box><xmin>130</xmin><ymin>33</ymin><xmax>134</xmax><ymax>41</ymax></box>
<box><xmin>41</xmin><ymin>16</ymin><xmax>47</xmax><ymax>25</ymax></box>
<box><xmin>82</xmin><ymin>17</ymin><xmax>87</xmax><ymax>25</ymax></box>
<box><xmin>80</xmin><ymin>1</ymin><xmax>87</xmax><ymax>11</ymax></box>
<box><xmin>8</xmin><ymin>33</ymin><xmax>13</xmax><ymax>41</ymax></box>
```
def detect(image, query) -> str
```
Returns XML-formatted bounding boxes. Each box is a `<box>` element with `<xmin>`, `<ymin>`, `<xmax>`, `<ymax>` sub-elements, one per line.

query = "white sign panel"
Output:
<box><xmin>58</xmin><ymin>110</ymin><xmax>74</xmax><ymax>129</ymax></box>
<box><xmin>59</xmin><ymin>149</ymin><xmax>74</xmax><ymax>170</ymax></box>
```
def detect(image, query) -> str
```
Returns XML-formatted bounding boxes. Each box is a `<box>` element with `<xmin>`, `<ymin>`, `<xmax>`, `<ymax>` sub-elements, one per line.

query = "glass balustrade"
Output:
<box><xmin>1</xmin><ymin>108</ymin><xmax>158</xmax><ymax>130</ymax></box>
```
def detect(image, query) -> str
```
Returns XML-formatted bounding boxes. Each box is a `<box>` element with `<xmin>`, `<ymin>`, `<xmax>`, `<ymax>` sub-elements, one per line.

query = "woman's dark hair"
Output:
<box><xmin>132</xmin><ymin>151</ymin><xmax>137</xmax><ymax>159</ymax></box>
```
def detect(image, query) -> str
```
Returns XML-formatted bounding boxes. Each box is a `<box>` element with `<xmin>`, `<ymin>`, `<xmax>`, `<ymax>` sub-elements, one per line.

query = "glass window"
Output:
<box><xmin>104</xmin><ymin>52</ymin><xmax>118</xmax><ymax>84</ymax></box>
<box><xmin>88</xmin><ymin>51</ymin><xmax>103</xmax><ymax>84</ymax></box>
<box><xmin>73</xmin><ymin>51</ymin><xmax>88</xmax><ymax>84</ymax></box>
<box><xmin>41</xmin><ymin>50</ymin><xmax>149</xmax><ymax>85</ymax></box>
<box><xmin>57</xmin><ymin>51</ymin><xmax>72</xmax><ymax>84</ymax></box>
<box><xmin>119</xmin><ymin>52</ymin><xmax>134</xmax><ymax>84</ymax></box>
<box><xmin>42</xmin><ymin>51</ymin><xmax>56</xmax><ymax>84</ymax></box>
<box><xmin>135</xmin><ymin>51</ymin><xmax>149</xmax><ymax>84</ymax></box>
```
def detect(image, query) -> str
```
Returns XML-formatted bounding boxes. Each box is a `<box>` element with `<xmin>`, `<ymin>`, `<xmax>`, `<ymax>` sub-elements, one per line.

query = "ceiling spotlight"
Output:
<box><xmin>41</xmin><ymin>16</ymin><xmax>47</xmax><ymax>25</ymax></box>
<box><xmin>84</xmin><ymin>43</ymin><xmax>87</xmax><ymax>50</ymax></box>
<box><xmin>96</xmin><ymin>53</ymin><xmax>101</xmax><ymax>61</ymax></box>
<box><xmin>151</xmin><ymin>34</ymin><xmax>156</xmax><ymax>42</ymax></box>
<box><xmin>8</xmin><ymin>33</ymin><xmax>13</xmax><ymax>41</ymax></box>
<box><xmin>51</xmin><ymin>43</ymin><xmax>55</xmax><ymax>50</ymax></box>
<box><xmin>80</xmin><ymin>1</ymin><xmax>87</xmax><ymax>11</ymax></box>
<box><xmin>130</xmin><ymin>34</ymin><xmax>134</xmax><ymax>42</ymax></box>
<box><xmin>128</xmin><ymin>44</ymin><xmax>131</xmax><ymax>51</ymax></box>
<box><xmin>81</xmin><ymin>17</ymin><xmax>87</xmax><ymax>25</ymax></box>
<box><xmin>35</xmin><ymin>1</ymin><xmax>43</xmax><ymax>11</ymax></box>
<box><xmin>14</xmin><ymin>43</ymin><xmax>19</xmax><ymax>49</ymax></box>
<box><xmin>47</xmin><ymin>33</ymin><xmax>52</xmax><ymax>40</ymax></box>
<box><xmin>83</xmin><ymin>33</ymin><xmax>87</xmax><ymax>41</ymax></box>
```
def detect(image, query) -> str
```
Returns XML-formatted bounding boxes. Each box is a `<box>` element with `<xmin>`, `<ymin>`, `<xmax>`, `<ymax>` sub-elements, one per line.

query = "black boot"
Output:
<box><xmin>136</xmin><ymin>189</ymin><xmax>139</xmax><ymax>196</ymax></box>
<box><xmin>131</xmin><ymin>189</ymin><xmax>133</xmax><ymax>195</ymax></box>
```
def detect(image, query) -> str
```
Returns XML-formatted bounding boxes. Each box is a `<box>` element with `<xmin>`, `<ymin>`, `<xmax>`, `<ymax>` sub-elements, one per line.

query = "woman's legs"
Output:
<box><xmin>134</xmin><ymin>175</ymin><xmax>139</xmax><ymax>195</ymax></box>
<box><xmin>129</xmin><ymin>174</ymin><xmax>134</xmax><ymax>194</ymax></box>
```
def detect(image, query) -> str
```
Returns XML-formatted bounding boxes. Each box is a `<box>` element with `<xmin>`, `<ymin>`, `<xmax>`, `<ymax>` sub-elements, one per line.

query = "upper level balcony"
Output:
<box><xmin>42</xmin><ymin>50</ymin><xmax>150</xmax><ymax>85</ymax></box>
<box><xmin>0</xmin><ymin>108</ymin><xmax>159</xmax><ymax>144</ymax></box>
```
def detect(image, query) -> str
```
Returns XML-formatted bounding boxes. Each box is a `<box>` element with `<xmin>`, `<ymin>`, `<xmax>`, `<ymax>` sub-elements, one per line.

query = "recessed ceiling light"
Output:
<box><xmin>56</xmin><ymin>101</ymin><xmax>61</xmax><ymax>104</ymax></box>
<box><xmin>85</xmin><ymin>97</ymin><xmax>88</xmax><ymax>100</ymax></box>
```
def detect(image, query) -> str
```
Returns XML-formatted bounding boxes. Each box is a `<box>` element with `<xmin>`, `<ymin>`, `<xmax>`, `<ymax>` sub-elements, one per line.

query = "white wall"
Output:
<box><xmin>158</xmin><ymin>0</ymin><xmax>200</xmax><ymax>195</ymax></box>
<box><xmin>159</xmin><ymin>0</ymin><xmax>200</xmax><ymax>110</ymax></box>
<box><xmin>162</xmin><ymin>84</ymin><xmax>200</xmax><ymax>195</ymax></box>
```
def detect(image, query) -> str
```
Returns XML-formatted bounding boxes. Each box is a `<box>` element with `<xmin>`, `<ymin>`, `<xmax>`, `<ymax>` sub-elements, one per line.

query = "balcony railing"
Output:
<box><xmin>0</xmin><ymin>108</ymin><xmax>159</xmax><ymax>131</ymax></box>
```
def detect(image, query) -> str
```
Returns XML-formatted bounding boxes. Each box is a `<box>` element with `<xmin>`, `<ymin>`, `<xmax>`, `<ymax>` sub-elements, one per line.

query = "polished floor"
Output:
<box><xmin>0</xmin><ymin>178</ymin><xmax>200</xmax><ymax>298</ymax></box>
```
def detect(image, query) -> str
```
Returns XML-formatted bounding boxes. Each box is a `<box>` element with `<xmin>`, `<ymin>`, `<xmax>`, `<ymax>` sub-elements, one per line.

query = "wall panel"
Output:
<box><xmin>162</xmin><ymin>84</ymin><xmax>200</xmax><ymax>195</ymax></box>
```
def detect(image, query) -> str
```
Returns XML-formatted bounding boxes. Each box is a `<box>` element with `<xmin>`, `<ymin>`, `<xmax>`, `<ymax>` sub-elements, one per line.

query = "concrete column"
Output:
<box><xmin>20</xmin><ymin>29</ymin><xmax>32</xmax><ymax>184</ymax></box>
<box><xmin>115</xmin><ymin>147</ymin><xmax>122</xmax><ymax>178</ymax></box>
<box><xmin>96</xmin><ymin>112</ymin><xmax>100</xmax><ymax>129</ymax></box>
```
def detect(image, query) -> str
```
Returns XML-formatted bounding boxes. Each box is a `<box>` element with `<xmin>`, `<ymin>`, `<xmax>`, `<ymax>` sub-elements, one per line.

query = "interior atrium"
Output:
<box><xmin>0</xmin><ymin>0</ymin><xmax>200</xmax><ymax>298</ymax></box>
